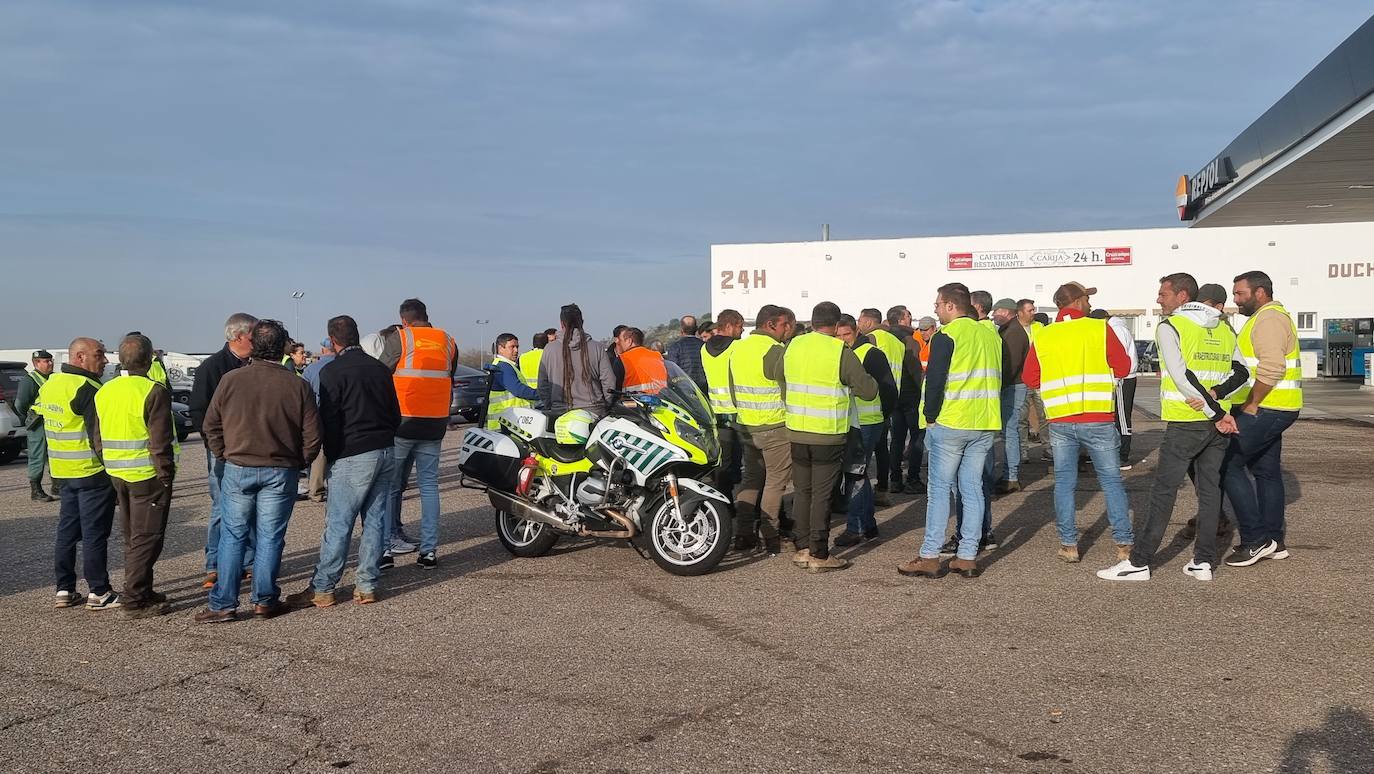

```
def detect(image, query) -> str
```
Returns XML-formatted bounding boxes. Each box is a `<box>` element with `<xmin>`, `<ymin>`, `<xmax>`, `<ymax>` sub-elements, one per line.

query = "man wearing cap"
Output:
<box><xmin>15</xmin><ymin>349</ymin><xmax>58</xmax><ymax>502</ymax></box>
<box><xmin>1022</xmin><ymin>282</ymin><xmax>1134</xmax><ymax>564</ymax></box>
<box><xmin>302</xmin><ymin>337</ymin><xmax>337</xmax><ymax>503</ymax></box>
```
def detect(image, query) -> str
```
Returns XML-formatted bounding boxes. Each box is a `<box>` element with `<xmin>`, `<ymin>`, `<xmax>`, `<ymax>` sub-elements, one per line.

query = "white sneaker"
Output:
<box><xmin>1095</xmin><ymin>560</ymin><xmax>1151</xmax><ymax>582</ymax></box>
<box><xmin>54</xmin><ymin>590</ymin><xmax>83</xmax><ymax>608</ymax></box>
<box><xmin>86</xmin><ymin>591</ymin><xmax>122</xmax><ymax>610</ymax></box>
<box><xmin>388</xmin><ymin>537</ymin><xmax>417</xmax><ymax>555</ymax></box>
<box><xmin>1183</xmin><ymin>561</ymin><xmax>1214</xmax><ymax>581</ymax></box>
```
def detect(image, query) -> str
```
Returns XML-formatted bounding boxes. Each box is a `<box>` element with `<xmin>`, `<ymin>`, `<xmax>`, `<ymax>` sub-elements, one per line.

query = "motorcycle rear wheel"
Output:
<box><xmin>494</xmin><ymin>508</ymin><xmax>560</xmax><ymax>557</ymax></box>
<box><xmin>643</xmin><ymin>494</ymin><xmax>731</xmax><ymax>576</ymax></box>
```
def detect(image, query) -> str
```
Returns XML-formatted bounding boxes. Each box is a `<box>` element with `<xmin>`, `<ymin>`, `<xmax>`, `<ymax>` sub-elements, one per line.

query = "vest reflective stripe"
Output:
<box><xmin>868</xmin><ymin>329</ymin><xmax>905</xmax><ymax>384</ymax></box>
<box><xmin>1033</xmin><ymin>317</ymin><xmax>1115</xmax><ymax>420</ymax></box>
<box><xmin>701</xmin><ymin>339</ymin><xmax>738</xmax><ymax>416</ymax></box>
<box><xmin>729</xmin><ymin>334</ymin><xmax>786</xmax><ymax>427</ymax></box>
<box><xmin>394</xmin><ymin>325</ymin><xmax>455</xmax><ymax>418</ymax></box>
<box><xmin>1232</xmin><ymin>302</ymin><xmax>1303</xmax><ymax>411</ymax></box>
<box><xmin>849</xmin><ymin>343</ymin><xmax>884</xmax><ymax>426</ymax></box>
<box><xmin>486</xmin><ymin>356</ymin><xmax>531</xmax><ymax>430</ymax></box>
<box><xmin>36</xmin><ymin>372</ymin><xmax>105</xmax><ymax>478</ymax></box>
<box><xmin>94</xmin><ymin>375</ymin><xmax>162</xmax><ymax>482</ymax></box>
<box><xmin>783</xmin><ymin>332</ymin><xmax>850</xmax><ymax>435</ymax></box>
<box><xmin>931</xmin><ymin>317</ymin><xmax>1002</xmax><ymax>430</ymax></box>
<box><xmin>518</xmin><ymin>349</ymin><xmax>543</xmax><ymax>389</ymax></box>
<box><xmin>1158</xmin><ymin>316</ymin><xmax>1237</xmax><ymax>422</ymax></box>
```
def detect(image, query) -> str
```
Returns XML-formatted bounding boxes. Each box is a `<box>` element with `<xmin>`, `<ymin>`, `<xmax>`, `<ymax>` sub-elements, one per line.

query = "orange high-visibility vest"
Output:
<box><xmin>914</xmin><ymin>331</ymin><xmax>932</xmax><ymax>369</ymax></box>
<box><xmin>621</xmin><ymin>347</ymin><xmax>668</xmax><ymax>394</ymax></box>
<box><xmin>394</xmin><ymin>325</ymin><xmax>455</xmax><ymax>418</ymax></box>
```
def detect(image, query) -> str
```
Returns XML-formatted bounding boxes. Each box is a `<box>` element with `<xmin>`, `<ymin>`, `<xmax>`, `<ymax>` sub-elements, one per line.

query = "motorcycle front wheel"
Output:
<box><xmin>642</xmin><ymin>492</ymin><xmax>731</xmax><ymax>576</ymax></box>
<box><xmin>494</xmin><ymin>508</ymin><xmax>560</xmax><ymax>557</ymax></box>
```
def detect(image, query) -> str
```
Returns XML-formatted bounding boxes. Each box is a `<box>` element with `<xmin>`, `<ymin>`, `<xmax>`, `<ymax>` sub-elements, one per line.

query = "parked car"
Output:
<box><xmin>172</xmin><ymin>401</ymin><xmax>193</xmax><ymax>443</ymax></box>
<box><xmin>450</xmin><ymin>364</ymin><xmax>491</xmax><ymax>424</ymax></box>
<box><xmin>1134</xmin><ymin>341</ymin><xmax>1158</xmax><ymax>374</ymax></box>
<box><xmin>0</xmin><ymin>361</ymin><xmax>28</xmax><ymax>465</ymax></box>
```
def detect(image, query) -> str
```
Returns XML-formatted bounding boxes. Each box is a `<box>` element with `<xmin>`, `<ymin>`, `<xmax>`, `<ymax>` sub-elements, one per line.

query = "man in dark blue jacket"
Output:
<box><xmin>664</xmin><ymin>315</ymin><xmax>708</xmax><ymax>393</ymax></box>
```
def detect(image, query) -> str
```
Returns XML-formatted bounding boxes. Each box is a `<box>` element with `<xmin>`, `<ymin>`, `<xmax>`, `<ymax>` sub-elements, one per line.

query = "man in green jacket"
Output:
<box><xmin>15</xmin><ymin>349</ymin><xmax>57</xmax><ymax>502</ymax></box>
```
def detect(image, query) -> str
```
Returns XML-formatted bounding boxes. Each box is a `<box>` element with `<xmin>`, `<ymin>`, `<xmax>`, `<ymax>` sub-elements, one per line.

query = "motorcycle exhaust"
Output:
<box><xmin>581</xmin><ymin>507</ymin><xmax>636</xmax><ymax>539</ymax></box>
<box><xmin>488</xmin><ymin>489</ymin><xmax>576</xmax><ymax>532</ymax></box>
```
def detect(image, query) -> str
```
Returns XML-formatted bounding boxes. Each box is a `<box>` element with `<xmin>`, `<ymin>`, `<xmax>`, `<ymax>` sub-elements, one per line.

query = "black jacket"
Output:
<box><xmin>319</xmin><ymin>348</ymin><xmax>402</xmax><ymax>462</ymax></box>
<box><xmin>188</xmin><ymin>343</ymin><xmax>248</xmax><ymax>432</ymax></box>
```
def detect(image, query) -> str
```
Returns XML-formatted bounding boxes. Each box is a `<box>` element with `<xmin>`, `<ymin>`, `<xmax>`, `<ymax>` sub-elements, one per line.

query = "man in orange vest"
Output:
<box><xmin>615</xmin><ymin>327</ymin><xmax>668</xmax><ymax>394</ymax></box>
<box><xmin>380</xmin><ymin>298</ymin><xmax>458</xmax><ymax>571</ymax></box>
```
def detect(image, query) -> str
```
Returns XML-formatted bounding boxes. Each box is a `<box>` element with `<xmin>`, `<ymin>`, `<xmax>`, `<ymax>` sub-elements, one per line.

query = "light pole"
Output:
<box><xmin>475</xmin><ymin>319</ymin><xmax>490</xmax><ymax>353</ymax></box>
<box><xmin>290</xmin><ymin>291</ymin><xmax>305</xmax><ymax>338</ymax></box>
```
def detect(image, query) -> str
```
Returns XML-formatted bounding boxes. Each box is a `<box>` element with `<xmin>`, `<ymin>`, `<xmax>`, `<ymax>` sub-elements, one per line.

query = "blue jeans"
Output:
<box><xmin>1000</xmin><ymin>383</ymin><xmax>1026</xmax><ymax>482</ymax></box>
<box><xmin>312</xmin><ymin>449</ymin><xmax>394</xmax><ymax>594</ymax></box>
<box><xmin>845</xmin><ymin>423</ymin><xmax>884</xmax><ymax>535</ymax></box>
<box><xmin>1222</xmin><ymin>407</ymin><xmax>1298</xmax><ymax>545</ymax></box>
<box><xmin>388</xmin><ymin>437</ymin><xmax>442</xmax><ymax>555</ymax></box>
<box><xmin>205</xmin><ymin>449</ymin><xmax>253</xmax><ymax>572</ymax></box>
<box><xmin>210</xmin><ymin>463</ymin><xmax>298</xmax><ymax>611</ymax></box>
<box><xmin>1048</xmin><ymin>422</ymin><xmax>1133</xmax><ymax>546</ymax></box>
<box><xmin>920</xmin><ymin>424</ymin><xmax>996</xmax><ymax>561</ymax></box>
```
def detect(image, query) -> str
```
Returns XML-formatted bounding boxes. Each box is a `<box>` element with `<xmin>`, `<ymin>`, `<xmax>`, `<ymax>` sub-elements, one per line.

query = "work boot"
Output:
<box><xmin>897</xmin><ymin>556</ymin><xmax>942</xmax><ymax>578</ymax></box>
<box><xmin>949</xmin><ymin>557</ymin><xmax>981</xmax><ymax>578</ymax></box>
<box><xmin>902</xmin><ymin>480</ymin><xmax>924</xmax><ymax>495</ymax></box>
<box><xmin>994</xmin><ymin>479</ymin><xmax>1022</xmax><ymax>495</ymax></box>
<box><xmin>832</xmin><ymin>531</ymin><xmax>865</xmax><ymax>548</ymax></box>
<box><xmin>733</xmin><ymin>533</ymin><xmax>759</xmax><ymax>552</ymax></box>
<box><xmin>807</xmin><ymin>554</ymin><xmax>850</xmax><ymax>574</ymax></box>
<box><xmin>874</xmin><ymin>490</ymin><xmax>892</xmax><ymax>507</ymax></box>
<box><xmin>30</xmin><ymin>480</ymin><xmax>56</xmax><ymax>502</ymax></box>
<box><xmin>1057</xmin><ymin>545</ymin><xmax>1080</xmax><ymax>563</ymax></box>
<box><xmin>201</xmin><ymin>571</ymin><xmax>218</xmax><ymax>589</ymax></box>
<box><xmin>1115</xmin><ymin>544</ymin><xmax>1133</xmax><ymax>562</ymax></box>
<box><xmin>791</xmin><ymin>548</ymin><xmax>812</xmax><ymax>568</ymax></box>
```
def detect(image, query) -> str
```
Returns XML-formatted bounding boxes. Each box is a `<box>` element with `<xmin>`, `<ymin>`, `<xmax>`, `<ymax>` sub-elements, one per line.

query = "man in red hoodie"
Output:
<box><xmin>1022</xmin><ymin>282</ymin><xmax>1134</xmax><ymax>565</ymax></box>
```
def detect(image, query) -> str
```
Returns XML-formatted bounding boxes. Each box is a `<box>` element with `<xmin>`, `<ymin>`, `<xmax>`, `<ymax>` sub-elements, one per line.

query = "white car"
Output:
<box><xmin>0</xmin><ymin>361</ymin><xmax>30</xmax><ymax>465</ymax></box>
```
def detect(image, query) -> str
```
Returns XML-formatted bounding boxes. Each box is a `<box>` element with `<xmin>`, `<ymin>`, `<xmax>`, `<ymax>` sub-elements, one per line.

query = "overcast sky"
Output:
<box><xmin>2</xmin><ymin>1</ymin><xmax>1370</xmax><ymax>352</ymax></box>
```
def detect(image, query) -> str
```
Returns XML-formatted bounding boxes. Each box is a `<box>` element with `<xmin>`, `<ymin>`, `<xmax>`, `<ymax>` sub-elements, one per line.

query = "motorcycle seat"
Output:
<box><xmin>529</xmin><ymin>436</ymin><xmax>587</xmax><ymax>464</ymax></box>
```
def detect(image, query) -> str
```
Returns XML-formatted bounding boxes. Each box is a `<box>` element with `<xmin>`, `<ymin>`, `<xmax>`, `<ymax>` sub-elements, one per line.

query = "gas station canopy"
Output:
<box><xmin>1178</xmin><ymin>15</ymin><xmax>1374</xmax><ymax>228</ymax></box>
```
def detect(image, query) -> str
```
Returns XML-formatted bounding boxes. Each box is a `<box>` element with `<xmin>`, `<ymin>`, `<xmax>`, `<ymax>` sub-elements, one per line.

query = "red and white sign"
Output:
<box><xmin>947</xmin><ymin>246</ymin><xmax>1132</xmax><ymax>271</ymax></box>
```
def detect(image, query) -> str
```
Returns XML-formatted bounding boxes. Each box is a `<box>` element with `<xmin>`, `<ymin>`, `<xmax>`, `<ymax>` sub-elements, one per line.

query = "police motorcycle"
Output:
<box><xmin>458</xmin><ymin>361</ymin><xmax>734</xmax><ymax>576</ymax></box>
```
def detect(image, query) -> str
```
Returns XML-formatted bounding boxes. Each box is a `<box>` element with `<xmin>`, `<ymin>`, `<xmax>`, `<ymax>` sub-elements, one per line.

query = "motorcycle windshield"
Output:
<box><xmin>658</xmin><ymin>361</ymin><xmax>715</xmax><ymax>431</ymax></box>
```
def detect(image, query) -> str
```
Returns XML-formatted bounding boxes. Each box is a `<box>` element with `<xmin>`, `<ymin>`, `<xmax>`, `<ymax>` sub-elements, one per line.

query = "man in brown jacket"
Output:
<box><xmin>93</xmin><ymin>334</ymin><xmax>177</xmax><ymax>618</ymax></box>
<box><xmin>196</xmin><ymin>320</ymin><xmax>321</xmax><ymax>623</ymax></box>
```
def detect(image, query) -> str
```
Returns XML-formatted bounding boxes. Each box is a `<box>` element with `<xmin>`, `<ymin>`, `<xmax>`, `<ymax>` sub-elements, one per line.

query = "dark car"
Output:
<box><xmin>0</xmin><ymin>362</ymin><xmax>29</xmax><ymax>464</ymax></box>
<box><xmin>451</xmin><ymin>364</ymin><xmax>491</xmax><ymax>424</ymax></box>
<box><xmin>1135</xmin><ymin>341</ymin><xmax>1158</xmax><ymax>374</ymax></box>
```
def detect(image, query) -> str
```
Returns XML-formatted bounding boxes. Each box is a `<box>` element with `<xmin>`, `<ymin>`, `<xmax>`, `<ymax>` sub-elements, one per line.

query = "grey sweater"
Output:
<box><xmin>537</xmin><ymin>329</ymin><xmax>617</xmax><ymax>415</ymax></box>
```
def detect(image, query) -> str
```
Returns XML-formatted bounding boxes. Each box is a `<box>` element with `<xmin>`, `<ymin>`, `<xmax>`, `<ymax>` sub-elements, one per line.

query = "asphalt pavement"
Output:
<box><xmin>1</xmin><ymin>413</ymin><xmax>1371</xmax><ymax>774</ymax></box>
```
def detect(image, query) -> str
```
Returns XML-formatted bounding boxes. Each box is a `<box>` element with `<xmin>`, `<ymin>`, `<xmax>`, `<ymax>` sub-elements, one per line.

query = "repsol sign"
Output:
<box><xmin>1177</xmin><ymin>156</ymin><xmax>1236</xmax><ymax>220</ymax></box>
<box><xmin>1329</xmin><ymin>262</ymin><xmax>1374</xmax><ymax>278</ymax></box>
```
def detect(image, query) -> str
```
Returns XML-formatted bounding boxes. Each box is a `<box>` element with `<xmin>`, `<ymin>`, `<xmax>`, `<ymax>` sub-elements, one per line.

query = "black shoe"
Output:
<box><xmin>416</xmin><ymin>552</ymin><xmax>437</xmax><ymax>570</ymax></box>
<box><xmin>734</xmin><ymin>534</ymin><xmax>759</xmax><ymax>552</ymax></box>
<box><xmin>938</xmin><ymin>537</ymin><xmax>959</xmax><ymax>557</ymax></box>
<box><xmin>874</xmin><ymin>480</ymin><xmax>888</xmax><ymax>493</ymax></box>
<box><xmin>833</xmin><ymin>531</ymin><xmax>865</xmax><ymax>548</ymax></box>
<box><xmin>763</xmin><ymin>536</ymin><xmax>782</xmax><ymax>556</ymax></box>
<box><xmin>980</xmin><ymin>533</ymin><xmax>999</xmax><ymax>551</ymax></box>
<box><xmin>378</xmin><ymin>553</ymin><xmax>394</xmax><ymax>571</ymax></box>
<box><xmin>862</xmin><ymin>528</ymin><xmax>881</xmax><ymax>542</ymax></box>
<box><xmin>148</xmin><ymin>591</ymin><xmax>168</xmax><ymax>604</ymax></box>
<box><xmin>30</xmin><ymin>480</ymin><xmax>56</xmax><ymax>502</ymax></box>
<box><xmin>994</xmin><ymin>479</ymin><xmax>1021</xmax><ymax>495</ymax></box>
<box><xmin>122</xmin><ymin>602</ymin><xmax>171</xmax><ymax>619</ymax></box>
<box><xmin>1180</xmin><ymin>518</ymin><xmax>1198</xmax><ymax>540</ymax></box>
<box><xmin>1224</xmin><ymin>540</ymin><xmax>1277</xmax><ymax>567</ymax></box>
<box><xmin>903</xmin><ymin>480</ymin><xmax>924</xmax><ymax>495</ymax></box>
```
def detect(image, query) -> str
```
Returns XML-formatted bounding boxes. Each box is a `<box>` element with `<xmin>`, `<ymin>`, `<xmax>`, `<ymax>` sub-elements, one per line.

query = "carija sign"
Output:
<box><xmin>1177</xmin><ymin>156</ymin><xmax>1237</xmax><ymax>221</ymax></box>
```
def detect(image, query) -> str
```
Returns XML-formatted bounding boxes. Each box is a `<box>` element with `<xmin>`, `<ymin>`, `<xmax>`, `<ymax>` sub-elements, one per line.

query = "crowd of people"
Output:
<box><xmin>23</xmin><ymin>268</ymin><xmax>1302</xmax><ymax>618</ymax></box>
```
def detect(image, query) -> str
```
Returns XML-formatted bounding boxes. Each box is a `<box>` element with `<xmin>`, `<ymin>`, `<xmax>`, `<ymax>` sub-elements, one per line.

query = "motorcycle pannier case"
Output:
<box><xmin>458</xmin><ymin>428</ymin><xmax>526</xmax><ymax>491</ymax></box>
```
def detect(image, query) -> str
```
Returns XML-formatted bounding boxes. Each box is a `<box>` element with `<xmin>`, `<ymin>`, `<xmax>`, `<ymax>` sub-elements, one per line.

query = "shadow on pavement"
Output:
<box><xmin>1278</xmin><ymin>706</ymin><xmax>1374</xmax><ymax>774</ymax></box>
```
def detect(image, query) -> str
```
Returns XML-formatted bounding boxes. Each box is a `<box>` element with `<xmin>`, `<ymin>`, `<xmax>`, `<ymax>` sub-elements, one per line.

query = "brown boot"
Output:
<box><xmin>1115</xmin><ymin>544</ymin><xmax>1133</xmax><ymax>562</ymax></box>
<box><xmin>1057</xmin><ymin>545</ymin><xmax>1080</xmax><ymax>563</ymax></box>
<box><xmin>897</xmin><ymin>556</ymin><xmax>942</xmax><ymax>578</ymax></box>
<box><xmin>807</xmin><ymin>554</ymin><xmax>850</xmax><ymax>574</ymax></box>
<box><xmin>949</xmin><ymin>557</ymin><xmax>981</xmax><ymax>578</ymax></box>
<box><xmin>201</xmin><ymin>571</ymin><xmax>218</xmax><ymax>589</ymax></box>
<box><xmin>791</xmin><ymin>548</ymin><xmax>812</xmax><ymax>568</ymax></box>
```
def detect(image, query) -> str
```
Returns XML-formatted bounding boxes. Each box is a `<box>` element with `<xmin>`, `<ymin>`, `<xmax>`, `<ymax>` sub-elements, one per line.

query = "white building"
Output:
<box><xmin>711</xmin><ymin>221</ymin><xmax>1374</xmax><ymax>342</ymax></box>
